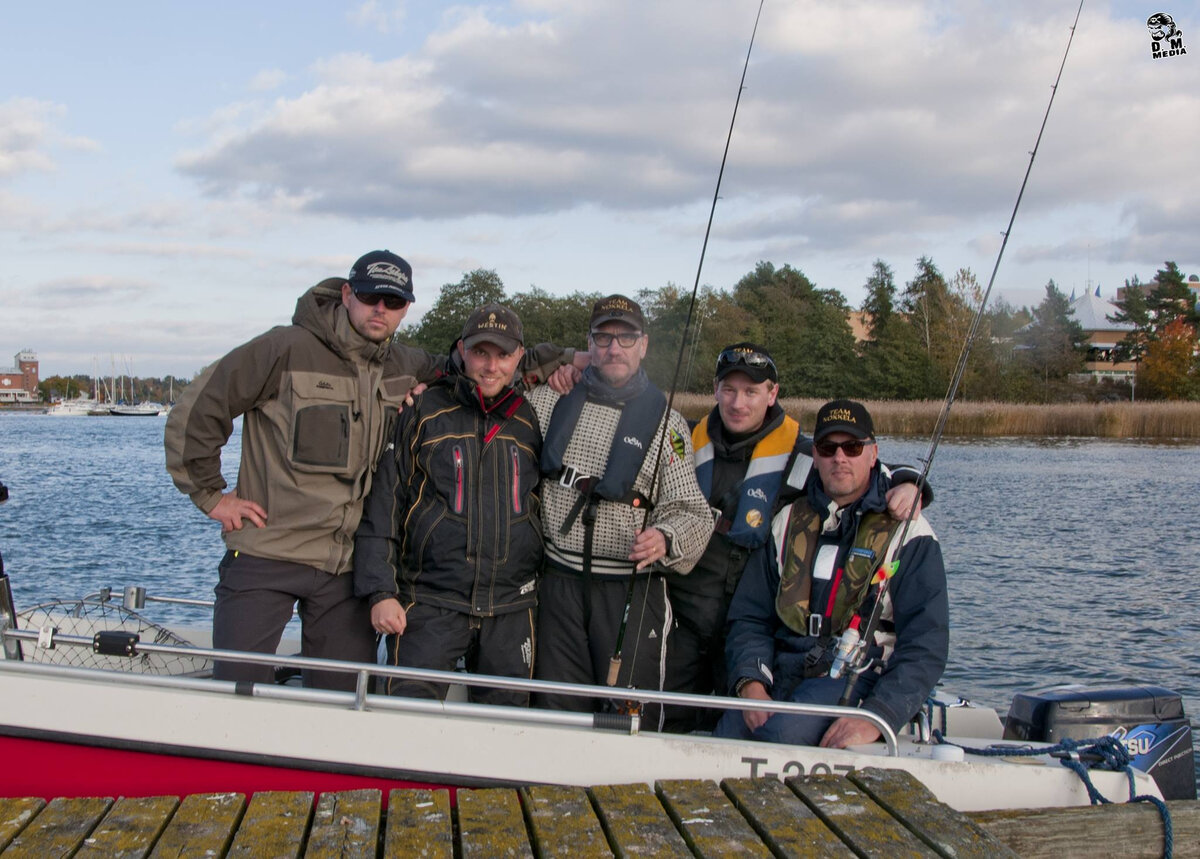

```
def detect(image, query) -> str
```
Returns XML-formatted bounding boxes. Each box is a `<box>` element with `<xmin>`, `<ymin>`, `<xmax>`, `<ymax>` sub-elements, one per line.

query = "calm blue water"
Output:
<box><xmin>1</xmin><ymin>414</ymin><xmax>1197</xmax><ymax>783</ymax></box>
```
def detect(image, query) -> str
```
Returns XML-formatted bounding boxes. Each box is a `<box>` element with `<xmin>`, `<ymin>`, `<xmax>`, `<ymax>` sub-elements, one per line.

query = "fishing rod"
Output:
<box><xmin>607</xmin><ymin>0</ymin><xmax>766</xmax><ymax>689</ymax></box>
<box><xmin>835</xmin><ymin>0</ymin><xmax>1087</xmax><ymax>708</ymax></box>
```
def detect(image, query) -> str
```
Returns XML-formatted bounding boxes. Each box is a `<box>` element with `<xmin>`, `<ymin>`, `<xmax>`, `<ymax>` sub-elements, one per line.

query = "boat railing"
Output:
<box><xmin>0</xmin><ymin>619</ymin><xmax>900</xmax><ymax>756</ymax></box>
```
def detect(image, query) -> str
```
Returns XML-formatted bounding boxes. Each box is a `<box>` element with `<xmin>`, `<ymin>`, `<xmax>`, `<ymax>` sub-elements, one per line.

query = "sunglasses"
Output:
<box><xmin>813</xmin><ymin>438</ymin><xmax>873</xmax><ymax>458</ymax></box>
<box><xmin>717</xmin><ymin>348</ymin><xmax>777</xmax><ymax>378</ymax></box>
<box><xmin>590</xmin><ymin>331</ymin><xmax>642</xmax><ymax>348</ymax></box>
<box><xmin>354</xmin><ymin>292</ymin><xmax>409</xmax><ymax>311</ymax></box>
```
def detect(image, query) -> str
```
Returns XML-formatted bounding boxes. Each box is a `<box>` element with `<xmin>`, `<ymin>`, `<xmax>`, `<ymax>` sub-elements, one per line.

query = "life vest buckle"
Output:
<box><xmin>808</xmin><ymin>614</ymin><xmax>823</xmax><ymax>637</ymax></box>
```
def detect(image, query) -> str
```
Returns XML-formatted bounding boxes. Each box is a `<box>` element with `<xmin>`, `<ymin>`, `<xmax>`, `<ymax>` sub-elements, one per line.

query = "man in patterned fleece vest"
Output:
<box><xmin>526</xmin><ymin>295</ymin><xmax>712</xmax><ymax>726</ymax></box>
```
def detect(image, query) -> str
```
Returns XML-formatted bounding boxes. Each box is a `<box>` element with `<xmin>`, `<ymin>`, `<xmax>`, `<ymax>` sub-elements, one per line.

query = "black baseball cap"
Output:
<box><xmin>589</xmin><ymin>294</ymin><xmax>646</xmax><ymax>332</ymax></box>
<box><xmin>348</xmin><ymin>250</ymin><xmax>415</xmax><ymax>303</ymax></box>
<box><xmin>461</xmin><ymin>303</ymin><xmax>524</xmax><ymax>352</ymax></box>
<box><xmin>813</xmin><ymin>399</ymin><xmax>875</xmax><ymax>442</ymax></box>
<box><xmin>715</xmin><ymin>342</ymin><xmax>777</xmax><ymax>384</ymax></box>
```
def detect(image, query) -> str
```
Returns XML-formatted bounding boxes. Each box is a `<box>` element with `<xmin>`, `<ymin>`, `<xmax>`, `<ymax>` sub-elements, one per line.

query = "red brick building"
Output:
<box><xmin>0</xmin><ymin>349</ymin><xmax>39</xmax><ymax>403</ymax></box>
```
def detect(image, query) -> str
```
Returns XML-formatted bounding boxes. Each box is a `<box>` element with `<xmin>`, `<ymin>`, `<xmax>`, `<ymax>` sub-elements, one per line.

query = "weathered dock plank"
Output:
<box><xmin>521</xmin><ymin>784</ymin><xmax>611</xmax><ymax>857</ymax></box>
<box><xmin>457</xmin><ymin>787</ymin><xmax>533</xmax><ymax>858</ymax></box>
<box><xmin>304</xmin><ymin>789</ymin><xmax>381</xmax><ymax>859</ymax></box>
<box><xmin>149</xmin><ymin>792</ymin><xmax>244</xmax><ymax>859</ymax></box>
<box><xmin>1</xmin><ymin>796</ymin><xmax>111</xmax><ymax>859</ymax></box>
<box><xmin>722</xmin><ymin>777</ymin><xmax>853</xmax><ymax>857</ymax></box>
<box><xmin>968</xmin><ymin>799</ymin><xmax>1200</xmax><ymax>859</ymax></box>
<box><xmin>657</xmin><ymin>778</ymin><xmax>772</xmax><ymax>858</ymax></box>
<box><xmin>74</xmin><ymin>795</ymin><xmax>179</xmax><ymax>859</ymax></box>
<box><xmin>788</xmin><ymin>774</ymin><xmax>937</xmax><ymax>858</ymax></box>
<box><xmin>382</xmin><ymin>788</ymin><xmax>453</xmax><ymax>859</ymax></box>
<box><xmin>848</xmin><ymin>767</ymin><xmax>1019</xmax><ymax>859</ymax></box>
<box><xmin>226</xmin><ymin>791</ymin><xmax>314</xmax><ymax>859</ymax></box>
<box><xmin>589</xmin><ymin>782</ymin><xmax>691</xmax><ymax>858</ymax></box>
<box><xmin>0</xmin><ymin>798</ymin><xmax>44</xmax><ymax>853</ymax></box>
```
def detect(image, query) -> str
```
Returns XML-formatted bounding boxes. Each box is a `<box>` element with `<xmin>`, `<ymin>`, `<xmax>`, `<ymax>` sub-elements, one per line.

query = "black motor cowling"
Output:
<box><xmin>1004</xmin><ymin>683</ymin><xmax>1196</xmax><ymax>800</ymax></box>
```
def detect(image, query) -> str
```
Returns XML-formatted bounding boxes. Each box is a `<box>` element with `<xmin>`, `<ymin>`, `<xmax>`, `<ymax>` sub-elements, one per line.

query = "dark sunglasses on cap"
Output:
<box><xmin>354</xmin><ymin>291</ymin><xmax>409</xmax><ymax>311</ymax></box>
<box><xmin>716</xmin><ymin>348</ymin><xmax>777</xmax><ymax>376</ymax></box>
<box><xmin>813</xmin><ymin>438</ymin><xmax>873</xmax><ymax>458</ymax></box>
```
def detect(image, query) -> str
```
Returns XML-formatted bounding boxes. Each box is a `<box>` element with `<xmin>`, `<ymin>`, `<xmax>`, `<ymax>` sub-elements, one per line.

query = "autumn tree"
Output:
<box><xmin>1139</xmin><ymin>318</ymin><xmax>1198</xmax><ymax>400</ymax></box>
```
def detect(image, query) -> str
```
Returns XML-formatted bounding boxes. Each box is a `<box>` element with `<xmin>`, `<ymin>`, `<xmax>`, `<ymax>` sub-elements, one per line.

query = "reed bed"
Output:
<box><xmin>670</xmin><ymin>393</ymin><xmax>1200</xmax><ymax>440</ymax></box>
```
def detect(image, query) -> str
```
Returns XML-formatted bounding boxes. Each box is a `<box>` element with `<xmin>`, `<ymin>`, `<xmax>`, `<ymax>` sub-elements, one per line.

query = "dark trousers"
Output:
<box><xmin>533</xmin><ymin>569</ymin><xmax>671</xmax><ymax>728</ymax></box>
<box><xmin>212</xmin><ymin>550</ymin><xmax>374</xmax><ymax>691</ymax></box>
<box><xmin>380</xmin><ymin>602</ymin><xmax>535</xmax><ymax>707</ymax></box>
<box><xmin>662</xmin><ymin>587</ymin><xmax>730</xmax><ymax>733</ymax></box>
<box><xmin>713</xmin><ymin>673</ymin><xmax>879</xmax><ymax>746</ymax></box>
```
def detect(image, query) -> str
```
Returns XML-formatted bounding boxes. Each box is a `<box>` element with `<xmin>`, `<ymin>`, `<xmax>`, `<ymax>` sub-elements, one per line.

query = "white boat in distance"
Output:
<box><xmin>107</xmin><ymin>402</ymin><xmax>166</xmax><ymax>417</ymax></box>
<box><xmin>45</xmin><ymin>397</ymin><xmax>97</xmax><ymax>417</ymax></box>
<box><xmin>1</xmin><ymin>576</ymin><xmax>1191</xmax><ymax>810</ymax></box>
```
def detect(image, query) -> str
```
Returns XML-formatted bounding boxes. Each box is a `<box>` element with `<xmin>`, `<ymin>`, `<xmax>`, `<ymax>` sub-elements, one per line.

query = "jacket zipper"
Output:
<box><xmin>453</xmin><ymin>445</ymin><xmax>464</xmax><ymax>514</ymax></box>
<box><xmin>511</xmin><ymin>444</ymin><xmax>522</xmax><ymax>513</ymax></box>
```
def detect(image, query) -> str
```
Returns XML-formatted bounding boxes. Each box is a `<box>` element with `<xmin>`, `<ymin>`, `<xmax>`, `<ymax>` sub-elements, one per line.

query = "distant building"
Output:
<box><xmin>0</xmin><ymin>349</ymin><xmax>39</xmax><ymax>403</ymax></box>
<box><xmin>1068</xmin><ymin>287</ymin><xmax>1136</xmax><ymax>382</ymax></box>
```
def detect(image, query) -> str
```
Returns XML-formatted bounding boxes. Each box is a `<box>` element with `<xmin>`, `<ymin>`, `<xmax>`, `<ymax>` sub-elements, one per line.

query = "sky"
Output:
<box><xmin>1</xmin><ymin>0</ymin><xmax>1196</xmax><ymax>379</ymax></box>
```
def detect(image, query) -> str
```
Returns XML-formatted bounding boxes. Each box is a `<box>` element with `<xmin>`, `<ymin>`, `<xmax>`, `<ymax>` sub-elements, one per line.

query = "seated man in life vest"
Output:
<box><xmin>715</xmin><ymin>399</ymin><xmax>947</xmax><ymax>749</ymax></box>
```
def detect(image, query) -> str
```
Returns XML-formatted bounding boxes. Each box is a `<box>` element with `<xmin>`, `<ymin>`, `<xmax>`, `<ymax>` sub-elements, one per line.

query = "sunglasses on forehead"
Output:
<box><xmin>716</xmin><ymin>348</ymin><xmax>776</xmax><ymax>375</ymax></box>
<box><xmin>813</xmin><ymin>438</ymin><xmax>873</xmax><ymax>458</ymax></box>
<box><xmin>354</xmin><ymin>292</ymin><xmax>409</xmax><ymax>311</ymax></box>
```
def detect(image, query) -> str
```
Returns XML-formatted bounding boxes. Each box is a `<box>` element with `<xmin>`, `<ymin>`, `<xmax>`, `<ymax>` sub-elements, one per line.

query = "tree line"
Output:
<box><xmin>37</xmin><ymin>258</ymin><xmax>1197</xmax><ymax>404</ymax></box>
<box><xmin>397</xmin><ymin>258</ymin><xmax>1198</xmax><ymax>403</ymax></box>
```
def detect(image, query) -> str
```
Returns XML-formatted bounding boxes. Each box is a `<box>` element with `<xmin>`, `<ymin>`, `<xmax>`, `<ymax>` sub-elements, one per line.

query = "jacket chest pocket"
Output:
<box><xmin>288</xmin><ymin>374</ymin><xmax>357</xmax><ymax>473</ymax></box>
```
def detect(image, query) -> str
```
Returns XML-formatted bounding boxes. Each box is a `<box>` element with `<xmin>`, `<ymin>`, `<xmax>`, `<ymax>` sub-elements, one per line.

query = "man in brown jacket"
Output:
<box><xmin>166</xmin><ymin>251</ymin><xmax>578</xmax><ymax>690</ymax></box>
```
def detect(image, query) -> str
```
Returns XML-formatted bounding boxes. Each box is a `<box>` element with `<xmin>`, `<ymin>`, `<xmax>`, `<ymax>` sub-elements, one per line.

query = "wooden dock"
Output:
<box><xmin>1</xmin><ymin>768</ymin><xmax>1195</xmax><ymax>858</ymax></box>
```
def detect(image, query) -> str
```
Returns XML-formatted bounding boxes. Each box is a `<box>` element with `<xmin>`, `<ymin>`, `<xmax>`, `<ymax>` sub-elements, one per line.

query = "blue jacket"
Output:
<box><xmin>725</xmin><ymin>465</ymin><xmax>949</xmax><ymax>732</ymax></box>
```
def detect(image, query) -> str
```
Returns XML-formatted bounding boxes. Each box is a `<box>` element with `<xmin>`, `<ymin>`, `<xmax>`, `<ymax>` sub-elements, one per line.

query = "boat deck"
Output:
<box><xmin>2</xmin><ymin>767</ymin><xmax>1192</xmax><ymax>858</ymax></box>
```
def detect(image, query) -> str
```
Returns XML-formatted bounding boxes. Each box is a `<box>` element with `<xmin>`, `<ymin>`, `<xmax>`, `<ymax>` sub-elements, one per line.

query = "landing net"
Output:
<box><xmin>16</xmin><ymin>599</ymin><xmax>212</xmax><ymax>676</ymax></box>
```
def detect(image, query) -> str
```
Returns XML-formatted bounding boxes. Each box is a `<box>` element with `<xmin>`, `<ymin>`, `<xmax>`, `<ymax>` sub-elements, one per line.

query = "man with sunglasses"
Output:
<box><xmin>715</xmin><ymin>399</ymin><xmax>947</xmax><ymax>749</ymax></box>
<box><xmin>167</xmin><ymin>251</ymin><xmax>580</xmax><ymax>690</ymax></box>
<box><xmin>527</xmin><ymin>294</ymin><xmax>712</xmax><ymax>722</ymax></box>
<box><xmin>663</xmin><ymin>344</ymin><xmax>927</xmax><ymax>733</ymax></box>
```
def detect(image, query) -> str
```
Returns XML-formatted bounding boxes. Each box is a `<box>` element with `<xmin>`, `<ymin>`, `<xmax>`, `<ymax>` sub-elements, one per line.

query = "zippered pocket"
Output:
<box><xmin>452</xmin><ymin>445</ymin><xmax>465</xmax><ymax>514</ymax></box>
<box><xmin>510</xmin><ymin>444</ymin><xmax>523</xmax><ymax>514</ymax></box>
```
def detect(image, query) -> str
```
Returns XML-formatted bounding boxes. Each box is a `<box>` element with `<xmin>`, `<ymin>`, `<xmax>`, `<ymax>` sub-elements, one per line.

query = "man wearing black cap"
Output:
<box><xmin>166</xmin><ymin>254</ymin><xmax>577</xmax><ymax>691</ymax></box>
<box><xmin>715</xmin><ymin>399</ymin><xmax>948</xmax><ymax>749</ymax></box>
<box><xmin>662</xmin><ymin>344</ymin><xmax>926</xmax><ymax>733</ymax></box>
<box><xmin>354</xmin><ymin>303</ymin><xmax>544</xmax><ymax>705</ymax></box>
<box><xmin>527</xmin><ymin>294</ymin><xmax>712</xmax><ymax>722</ymax></box>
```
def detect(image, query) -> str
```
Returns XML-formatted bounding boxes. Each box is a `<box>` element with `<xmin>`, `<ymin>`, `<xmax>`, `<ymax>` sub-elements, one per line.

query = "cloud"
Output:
<box><xmin>349</xmin><ymin>0</ymin><xmax>407</xmax><ymax>34</ymax></box>
<box><xmin>248</xmin><ymin>69</ymin><xmax>289</xmax><ymax>93</ymax></box>
<box><xmin>0</xmin><ymin>98</ymin><xmax>63</xmax><ymax>178</ymax></box>
<box><xmin>170</xmin><ymin>0</ymin><xmax>1200</xmax><ymax>257</ymax></box>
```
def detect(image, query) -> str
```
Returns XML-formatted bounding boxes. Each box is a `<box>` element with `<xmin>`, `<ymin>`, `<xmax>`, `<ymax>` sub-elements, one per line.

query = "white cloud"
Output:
<box><xmin>248</xmin><ymin>69</ymin><xmax>289</xmax><ymax>93</ymax></box>
<box><xmin>0</xmin><ymin>98</ymin><xmax>62</xmax><ymax>178</ymax></box>
<box><xmin>349</xmin><ymin>0</ymin><xmax>407</xmax><ymax>34</ymax></box>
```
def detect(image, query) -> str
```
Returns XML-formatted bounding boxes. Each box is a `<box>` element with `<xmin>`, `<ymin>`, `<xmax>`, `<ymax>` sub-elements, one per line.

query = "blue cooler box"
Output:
<box><xmin>1003</xmin><ymin>683</ymin><xmax>1196</xmax><ymax>800</ymax></box>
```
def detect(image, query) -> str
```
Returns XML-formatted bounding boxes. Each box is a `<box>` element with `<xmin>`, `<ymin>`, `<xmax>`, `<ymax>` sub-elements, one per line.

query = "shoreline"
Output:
<box><xmin>7</xmin><ymin>399</ymin><xmax>1200</xmax><ymax>440</ymax></box>
<box><xmin>673</xmin><ymin>396</ymin><xmax>1200</xmax><ymax>440</ymax></box>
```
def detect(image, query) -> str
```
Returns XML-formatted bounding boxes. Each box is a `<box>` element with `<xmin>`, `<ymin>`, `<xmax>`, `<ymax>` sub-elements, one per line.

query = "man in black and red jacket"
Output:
<box><xmin>354</xmin><ymin>303</ymin><xmax>544</xmax><ymax>706</ymax></box>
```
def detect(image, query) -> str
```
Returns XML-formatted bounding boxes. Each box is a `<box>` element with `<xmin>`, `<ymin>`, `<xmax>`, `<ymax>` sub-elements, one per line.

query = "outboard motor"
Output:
<box><xmin>1004</xmin><ymin>683</ymin><xmax>1196</xmax><ymax>800</ymax></box>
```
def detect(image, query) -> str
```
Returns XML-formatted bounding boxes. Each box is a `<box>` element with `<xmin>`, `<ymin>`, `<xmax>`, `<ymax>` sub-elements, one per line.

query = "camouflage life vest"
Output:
<box><xmin>775</xmin><ymin>501</ymin><xmax>901</xmax><ymax>637</ymax></box>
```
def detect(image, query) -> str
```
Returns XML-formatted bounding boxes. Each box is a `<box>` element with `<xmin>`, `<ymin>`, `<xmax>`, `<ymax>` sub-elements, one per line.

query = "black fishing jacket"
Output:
<box><xmin>353</xmin><ymin>369</ymin><xmax>544</xmax><ymax>616</ymax></box>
